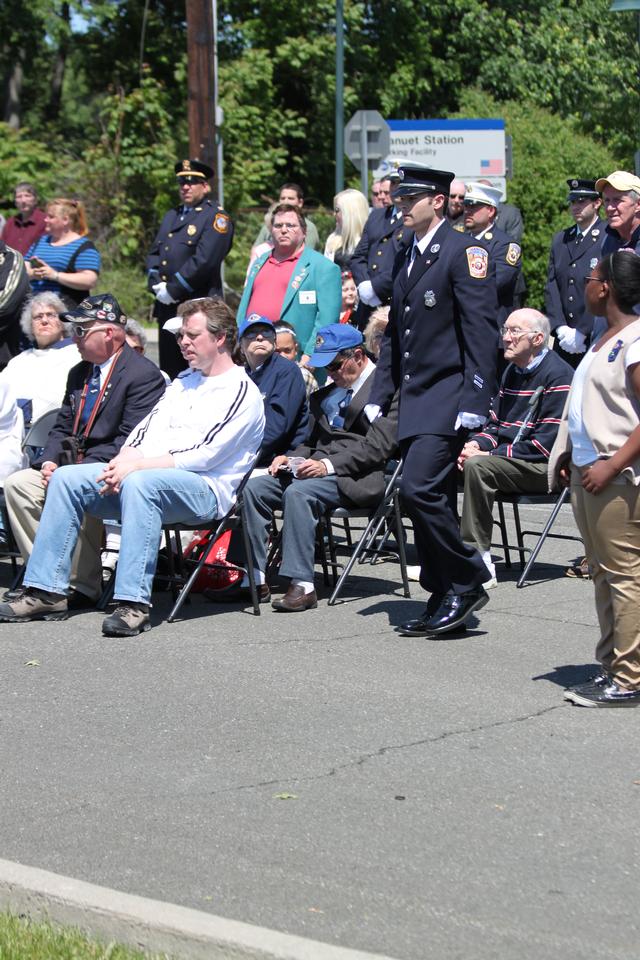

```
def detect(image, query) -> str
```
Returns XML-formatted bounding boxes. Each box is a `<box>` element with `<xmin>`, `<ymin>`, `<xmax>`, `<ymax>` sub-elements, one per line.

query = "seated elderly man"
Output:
<box><xmin>3</xmin><ymin>293</ymin><xmax>167</xmax><ymax>606</ymax></box>
<box><xmin>0</xmin><ymin>297</ymin><xmax>265</xmax><ymax>635</ymax></box>
<box><xmin>0</xmin><ymin>292</ymin><xmax>79</xmax><ymax>426</ymax></box>
<box><xmin>239</xmin><ymin>313</ymin><xmax>308</xmax><ymax>467</ymax></box>
<box><xmin>457</xmin><ymin>308</ymin><xmax>573</xmax><ymax>584</ymax></box>
<box><xmin>210</xmin><ymin>323</ymin><xmax>398</xmax><ymax>612</ymax></box>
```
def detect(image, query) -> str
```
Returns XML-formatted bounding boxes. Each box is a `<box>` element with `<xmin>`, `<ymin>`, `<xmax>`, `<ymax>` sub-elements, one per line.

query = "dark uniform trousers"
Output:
<box><xmin>369</xmin><ymin>220</ymin><xmax>499</xmax><ymax>597</ymax></box>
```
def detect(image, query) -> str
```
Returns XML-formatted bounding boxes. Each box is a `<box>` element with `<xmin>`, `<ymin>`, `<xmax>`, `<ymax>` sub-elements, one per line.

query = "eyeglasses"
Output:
<box><xmin>71</xmin><ymin>323</ymin><xmax>112</xmax><ymax>339</ymax></box>
<box><xmin>272</xmin><ymin>222</ymin><xmax>301</xmax><ymax>232</ymax></box>
<box><xmin>584</xmin><ymin>276</ymin><xmax>607</xmax><ymax>285</ymax></box>
<box><xmin>500</xmin><ymin>326</ymin><xmax>534</xmax><ymax>340</ymax></box>
<box><xmin>241</xmin><ymin>329</ymin><xmax>275</xmax><ymax>342</ymax></box>
<box><xmin>326</xmin><ymin>351</ymin><xmax>354</xmax><ymax>373</ymax></box>
<box><xmin>449</xmin><ymin>193</ymin><xmax>465</xmax><ymax>200</ymax></box>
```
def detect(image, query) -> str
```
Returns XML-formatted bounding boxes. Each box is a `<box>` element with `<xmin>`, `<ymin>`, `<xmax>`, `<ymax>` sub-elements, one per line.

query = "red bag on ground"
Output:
<box><xmin>182</xmin><ymin>529</ymin><xmax>242</xmax><ymax>592</ymax></box>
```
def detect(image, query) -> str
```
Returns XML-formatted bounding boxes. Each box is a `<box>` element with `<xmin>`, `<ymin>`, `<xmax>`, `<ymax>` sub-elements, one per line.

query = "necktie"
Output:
<box><xmin>407</xmin><ymin>244</ymin><xmax>418</xmax><ymax>276</ymax></box>
<box><xmin>331</xmin><ymin>388</ymin><xmax>353</xmax><ymax>428</ymax></box>
<box><xmin>80</xmin><ymin>365</ymin><xmax>101</xmax><ymax>426</ymax></box>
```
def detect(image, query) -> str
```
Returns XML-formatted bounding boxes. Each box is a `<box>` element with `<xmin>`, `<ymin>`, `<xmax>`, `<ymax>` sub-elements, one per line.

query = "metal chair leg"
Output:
<box><xmin>516</xmin><ymin>487</ymin><xmax>571</xmax><ymax>588</ymax></box>
<box><xmin>496</xmin><ymin>498</ymin><xmax>511</xmax><ymax>568</ymax></box>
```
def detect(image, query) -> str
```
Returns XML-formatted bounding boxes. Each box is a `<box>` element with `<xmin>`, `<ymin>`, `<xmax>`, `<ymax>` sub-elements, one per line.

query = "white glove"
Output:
<box><xmin>364</xmin><ymin>403</ymin><xmax>382</xmax><ymax>423</ymax></box>
<box><xmin>556</xmin><ymin>325</ymin><xmax>586</xmax><ymax>354</ymax></box>
<box><xmin>455</xmin><ymin>412</ymin><xmax>485</xmax><ymax>431</ymax></box>
<box><xmin>153</xmin><ymin>281</ymin><xmax>177</xmax><ymax>305</ymax></box>
<box><xmin>357</xmin><ymin>280</ymin><xmax>382</xmax><ymax>308</ymax></box>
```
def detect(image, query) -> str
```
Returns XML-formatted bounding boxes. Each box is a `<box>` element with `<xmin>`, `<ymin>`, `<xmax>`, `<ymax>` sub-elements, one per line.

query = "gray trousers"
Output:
<box><xmin>460</xmin><ymin>456</ymin><xmax>549</xmax><ymax>553</ymax></box>
<box><xmin>244</xmin><ymin>473</ymin><xmax>342</xmax><ymax>582</ymax></box>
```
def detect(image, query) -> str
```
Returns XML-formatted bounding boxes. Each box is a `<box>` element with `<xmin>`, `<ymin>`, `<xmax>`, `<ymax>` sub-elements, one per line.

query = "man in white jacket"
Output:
<box><xmin>0</xmin><ymin>298</ymin><xmax>265</xmax><ymax>636</ymax></box>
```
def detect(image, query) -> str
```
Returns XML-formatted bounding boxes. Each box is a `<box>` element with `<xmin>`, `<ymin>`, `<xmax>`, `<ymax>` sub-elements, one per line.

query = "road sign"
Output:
<box><xmin>385</xmin><ymin>119</ymin><xmax>506</xmax><ymax>181</ymax></box>
<box><xmin>344</xmin><ymin>110</ymin><xmax>391</xmax><ymax>195</ymax></box>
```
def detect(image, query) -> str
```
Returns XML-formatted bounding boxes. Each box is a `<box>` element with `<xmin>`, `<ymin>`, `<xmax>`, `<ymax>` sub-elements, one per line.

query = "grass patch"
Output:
<box><xmin>0</xmin><ymin>912</ymin><xmax>170</xmax><ymax>959</ymax></box>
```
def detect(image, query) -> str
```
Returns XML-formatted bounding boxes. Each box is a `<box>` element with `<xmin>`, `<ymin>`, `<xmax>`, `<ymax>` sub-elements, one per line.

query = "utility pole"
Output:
<box><xmin>185</xmin><ymin>0</ymin><xmax>217</xmax><ymax>191</ymax></box>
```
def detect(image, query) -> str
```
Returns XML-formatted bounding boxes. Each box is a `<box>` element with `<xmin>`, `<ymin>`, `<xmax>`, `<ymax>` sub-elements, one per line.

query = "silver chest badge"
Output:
<box><xmin>430</xmin><ymin>243</ymin><xmax>440</xmax><ymax>253</ymax></box>
<box><xmin>590</xmin><ymin>257</ymin><xmax>598</xmax><ymax>269</ymax></box>
<box><xmin>424</xmin><ymin>290</ymin><xmax>437</xmax><ymax>308</ymax></box>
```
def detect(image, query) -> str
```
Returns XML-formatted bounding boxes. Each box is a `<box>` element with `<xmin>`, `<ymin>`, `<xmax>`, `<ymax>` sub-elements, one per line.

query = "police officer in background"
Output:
<box><xmin>544</xmin><ymin>178</ymin><xmax>603</xmax><ymax>368</ymax></box>
<box><xmin>147</xmin><ymin>159</ymin><xmax>233</xmax><ymax>378</ymax></box>
<box><xmin>463</xmin><ymin>181</ymin><xmax>522</xmax><ymax>330</ymax></box>
<box><xmin>350</xmin><ymin>172</ymin><xmax>413</xmax><ymax>330</ymax></box>
<box><xmin>368</xmin><ymin>165</ymin><xmax>498</xmax><ymax>637</ymax></box>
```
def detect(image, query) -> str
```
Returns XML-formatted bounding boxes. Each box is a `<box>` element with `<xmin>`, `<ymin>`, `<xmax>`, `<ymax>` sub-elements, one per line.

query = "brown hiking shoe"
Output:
<box><xmin>102</xmin><ymin>602</ymin><xmax>151</xmax><ymax>637</ymax></box>
<box><xmin>0</xmin><ymin>588</ymin><xmax>68</xmax><ymax>622</ymax></box>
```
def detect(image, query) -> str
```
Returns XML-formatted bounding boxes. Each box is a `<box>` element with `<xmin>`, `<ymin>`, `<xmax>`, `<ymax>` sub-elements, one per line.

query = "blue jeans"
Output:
<box><xmin>24</xmin><ymin>463</ymin><xmax>218</xmax><ymax>604</ymax></box>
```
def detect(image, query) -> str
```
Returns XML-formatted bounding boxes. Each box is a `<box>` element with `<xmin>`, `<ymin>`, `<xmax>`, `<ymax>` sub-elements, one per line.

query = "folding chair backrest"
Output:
<box><xmin>22</xmin><ymin>407</ymin><xmax>60</xmax><ymax>464</ymax></box>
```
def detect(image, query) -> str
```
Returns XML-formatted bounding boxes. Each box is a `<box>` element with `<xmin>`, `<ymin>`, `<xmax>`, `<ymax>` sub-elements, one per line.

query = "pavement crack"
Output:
<box><xmin>215</xmin><ymin>703</ymin><xmax>565</xmax><ymax>794</ymax></box>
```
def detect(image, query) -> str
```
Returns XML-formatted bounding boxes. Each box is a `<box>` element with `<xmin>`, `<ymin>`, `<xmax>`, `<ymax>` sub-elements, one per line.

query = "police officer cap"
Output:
<box><xmin>175</xmin><ymin>159</ymin><xmax>214</xmax><ymax>181</ymax></box>
<box><xmin>566</xmin><ymin>178</ymin><xmax>599</xmax><ymax>201</ymax></box>
<box><xmin>595</xmin><ymin>170</ymin><xmax>640</xmax><ymax>194</ymax></box>
<box><xmin>393</xmin><ymin>166</ymin><xmax>455</xmax><ymax>197</ymax></box>
<box><xmin>62</xmin><ymin>293</ymin><xmax>126</xmax><ymax>326</ymax></box>
<box><xmin>238</xmin><ymin>313</ymin><xmax>276</xmax><ymax>338</ymax></box>
<box><xmin>463</xmin><ymin>181</ymin><xmax>502</xmax><ymax>209</ymax></box>
<box><xmin>309</xmin><ymin>323</ymin><xmax>363</xmax><ymax>367</ymax></box>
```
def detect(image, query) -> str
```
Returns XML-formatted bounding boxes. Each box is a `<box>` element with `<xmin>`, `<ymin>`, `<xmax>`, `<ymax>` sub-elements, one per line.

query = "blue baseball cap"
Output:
<box><xmin>238</xmin><ymin>313</ymin><xmax>276</xmax><ymax>338</ymax></box>
<box><xmin>309</xmin><ymin>324</ymin><xmax>363</xmax><ymax>367</ymax></box>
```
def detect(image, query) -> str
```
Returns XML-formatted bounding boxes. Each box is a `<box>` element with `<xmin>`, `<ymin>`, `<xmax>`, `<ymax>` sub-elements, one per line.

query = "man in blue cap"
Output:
<box><xmin>210</xmin><ymin>323</ymin><xmax>398</xmax><ymax>612</ymax></box>
<box><xmin>369</xmin><ymin>164</ymin><xmax>499</xmax><ymax>637</ymax></box>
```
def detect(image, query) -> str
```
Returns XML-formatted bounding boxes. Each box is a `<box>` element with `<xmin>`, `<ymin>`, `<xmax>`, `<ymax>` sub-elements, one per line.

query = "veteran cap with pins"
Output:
<box><xmin>175</xmin><ymin>159</ymin><xmax>214</xmax><ymax>181</ymax></box>
<box><xmin>392</xmin><ymin>166</ymin><xmax>455</xmax><ymax>198</ymax></box>
<box><xmin>566</xmin><ymin>178</ymin><xmax>599</xmax><ymax>201</ymax></box>
<box><xmin>308</xmin><ymin>323</ymin><xmax>363</xmax><ymax>367</ymax></box>
<box><xmin>62</xmin><ymin>293</ymin><xmax>126</xmax><ymax>326</ymax></box>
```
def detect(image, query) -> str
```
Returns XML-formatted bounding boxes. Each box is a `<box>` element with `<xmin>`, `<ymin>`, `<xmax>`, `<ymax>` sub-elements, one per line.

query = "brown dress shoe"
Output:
<box><xmin>271</xmin><ymin>584</ymin><xmax>318</xmax><ymax>612</ymax></box>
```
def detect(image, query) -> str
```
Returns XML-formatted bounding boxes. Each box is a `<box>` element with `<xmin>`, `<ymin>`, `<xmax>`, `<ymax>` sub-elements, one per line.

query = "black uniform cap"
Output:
<box><xmin>566</xmin><ymin>178</ymin><xmax>599</xmax><ymax>201</ymax></box>
<box><xmin>393</xmin><ymin>166</ymin><xmax>455</xmax><ymax>197</ymax></box>
<box><xmin>175</xmin><ymin>159</ymin><xmax>214</xmax><ymax>180</ymax></box>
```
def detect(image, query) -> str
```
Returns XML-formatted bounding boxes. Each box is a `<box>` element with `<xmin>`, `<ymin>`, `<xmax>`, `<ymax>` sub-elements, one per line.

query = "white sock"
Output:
<box><xmin>241</xmin><ymin>570</ymin><xmax>266</xmax><ymax>586</ymax></box>
<box><xmin>481</xmin><ymin>550</ymin><xmax>496</xmax><ymax>578</ymax></box>
<box><xmin>291</xmin><ymin>578</ymin><xmax>315</xmax><ymax>594</ymax></box>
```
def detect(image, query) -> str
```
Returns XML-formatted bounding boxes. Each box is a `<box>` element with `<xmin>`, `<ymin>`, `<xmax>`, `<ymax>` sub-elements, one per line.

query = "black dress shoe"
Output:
<box><xmin>204</xmin><ymin>582</ymin><xmax>271</xmax><ymax>604</ymax></box>
<box><xmin>398</xmin><ymin>587</ymin><xmax>488</xmax><ymax>637</ymax></box>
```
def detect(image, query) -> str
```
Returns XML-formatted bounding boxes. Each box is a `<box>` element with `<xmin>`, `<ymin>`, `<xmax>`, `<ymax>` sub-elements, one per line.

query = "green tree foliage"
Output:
<box><xmin>456</xmin><ymin>89</ymin><xmax>620</xmax><ymax>307</ymax></box>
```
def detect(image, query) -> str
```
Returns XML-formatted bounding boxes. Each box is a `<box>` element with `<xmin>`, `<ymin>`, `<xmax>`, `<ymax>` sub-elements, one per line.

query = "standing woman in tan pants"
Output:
<box><xmin>550</xmin><ymin>249</ymin><xmax>640</xmax><ymax>706</ymax></box>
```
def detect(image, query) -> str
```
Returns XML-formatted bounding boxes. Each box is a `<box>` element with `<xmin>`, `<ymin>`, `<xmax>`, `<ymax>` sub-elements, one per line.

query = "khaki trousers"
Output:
<box><xmin>3</xmin><ymin>467</ymin><xmax>104</xmax><ymax>600</ymax></box>
<box><xmin>571</xmin><ymin>469</ymin><xmax>640</xmax><ymax>690</ymax></box>
<box><xmin>460</xmin><ymin>455</ymin><xmax>549</xmax><ymax>553</ymax></box>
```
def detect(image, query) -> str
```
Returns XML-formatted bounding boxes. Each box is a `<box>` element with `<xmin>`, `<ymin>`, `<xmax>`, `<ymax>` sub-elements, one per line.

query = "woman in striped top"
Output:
<box><xmin>26</xmin><ymin>198</ymin><xmax>101</xmax><ymax>307</ymax></box>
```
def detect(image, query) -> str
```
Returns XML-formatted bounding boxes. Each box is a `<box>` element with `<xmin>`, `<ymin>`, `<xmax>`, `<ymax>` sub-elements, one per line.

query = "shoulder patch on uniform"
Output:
<box><xmin>213</xmin><ymin>213</ymin><xmax>230</xmax><ymax>234</ymax></box>
<box><xmin>506</xmin><ymin>242</ymin><xmax>521</xmax><ymax>266</ymax></box>
<box><xmin>466</xmin><ymin>246</ymin><xmax>489</xmax><ymax>279</ymax></box>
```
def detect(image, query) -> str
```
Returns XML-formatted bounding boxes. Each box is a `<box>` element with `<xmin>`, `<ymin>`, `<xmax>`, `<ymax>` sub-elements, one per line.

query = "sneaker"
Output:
<box><xmin>564</xmin><ymin>679</ymin><xmax>640</xmax><ymax>707</ymax></box>
<box><xmin>102</xmin><ymin>602</ymin><xmax>150</xmax><ymax>637</ymax></box>
<box><xmin>0</xmin><ymin>587</ymin><xmax>68</xmax><ymax>622</ymax></box>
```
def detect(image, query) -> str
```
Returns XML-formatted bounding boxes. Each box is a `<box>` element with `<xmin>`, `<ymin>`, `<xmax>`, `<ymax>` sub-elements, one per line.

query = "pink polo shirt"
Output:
<box><xmin>245</xmin><ymin>247</ymin><xmax>303</xmax><ymax>322</ymax></box>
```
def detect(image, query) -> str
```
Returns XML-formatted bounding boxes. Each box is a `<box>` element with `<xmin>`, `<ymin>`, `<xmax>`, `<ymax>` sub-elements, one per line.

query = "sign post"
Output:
<box><xmin>344</xmin><ymin>110</ymin><xmax>391</xmax><ymax>196</ymax></box>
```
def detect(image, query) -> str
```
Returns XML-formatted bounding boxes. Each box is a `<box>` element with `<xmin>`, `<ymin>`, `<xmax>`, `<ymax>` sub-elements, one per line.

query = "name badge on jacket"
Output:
<box><xmin>299</xmin><ymin>290</ymin><xmax>317</xmax><ymax>304</ymax></box>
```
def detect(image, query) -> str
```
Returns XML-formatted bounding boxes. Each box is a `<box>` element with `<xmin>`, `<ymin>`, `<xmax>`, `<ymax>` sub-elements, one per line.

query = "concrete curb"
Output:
<box><xmin>0</xmin><ymin>858</ymin><xmax>399</xmax><ymax>960</ymax></box>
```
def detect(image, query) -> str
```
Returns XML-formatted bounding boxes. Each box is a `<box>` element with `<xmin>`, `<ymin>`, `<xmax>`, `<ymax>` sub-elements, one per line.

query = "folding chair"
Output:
<box><xmin>322</xmin><ymin>460</ymin><xmax>411</xmax><ymax>605</ymax></box>
<box><xmin>99</xmin><ymin>460</ymin><xmax>262</xmax><ymax>620</ymax></box>
<box><xmin>494</xmin><ymin>486</ymin><xmax>582</xmax><ymax>588</ymax></box>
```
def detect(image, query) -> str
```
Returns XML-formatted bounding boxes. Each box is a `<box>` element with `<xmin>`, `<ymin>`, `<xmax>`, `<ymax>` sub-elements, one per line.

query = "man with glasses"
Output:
<box><xmin>457</xmin><ymin>308</ymin><xmax>573</xmax><ymax>586</ymax></box>
<box><xmin>544</xmin><ymin>178</ymin><xmax>603</xmax><ymax>367</ymax></box>
<box><xmin>238</xmin><ymin>314</ymin><xmax>308</xmax><ymax>467</ymax></box>
<box><xmin>3</xmin><ymin>294</ymin><xmax>166</xmax><ymax>608</ymax></box>
<box><xmin>211</xmin><ymin>324</ymin><xmax>397</xmax><ymax>612</ymax></box>
<box><xmin>368</xmin><ymin>164</ymin><xmax>499</xmax><ymax>637</ymax></box>
<box><xmin>447</xmin><ymin>178</ymin><xmax>466</xmax><ymax>231</ymax></box>
<box><xmin>237</xmin><ymin>203</ymin><xmax>341</xmax><ymax>365</ymax></box>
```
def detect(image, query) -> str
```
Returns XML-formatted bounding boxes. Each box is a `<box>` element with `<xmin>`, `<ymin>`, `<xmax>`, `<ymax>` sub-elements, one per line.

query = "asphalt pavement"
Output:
<box><xmin>1</xmin><ymin>501</ymin><xmax>639</xmax><ymax>960</ymax></box>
